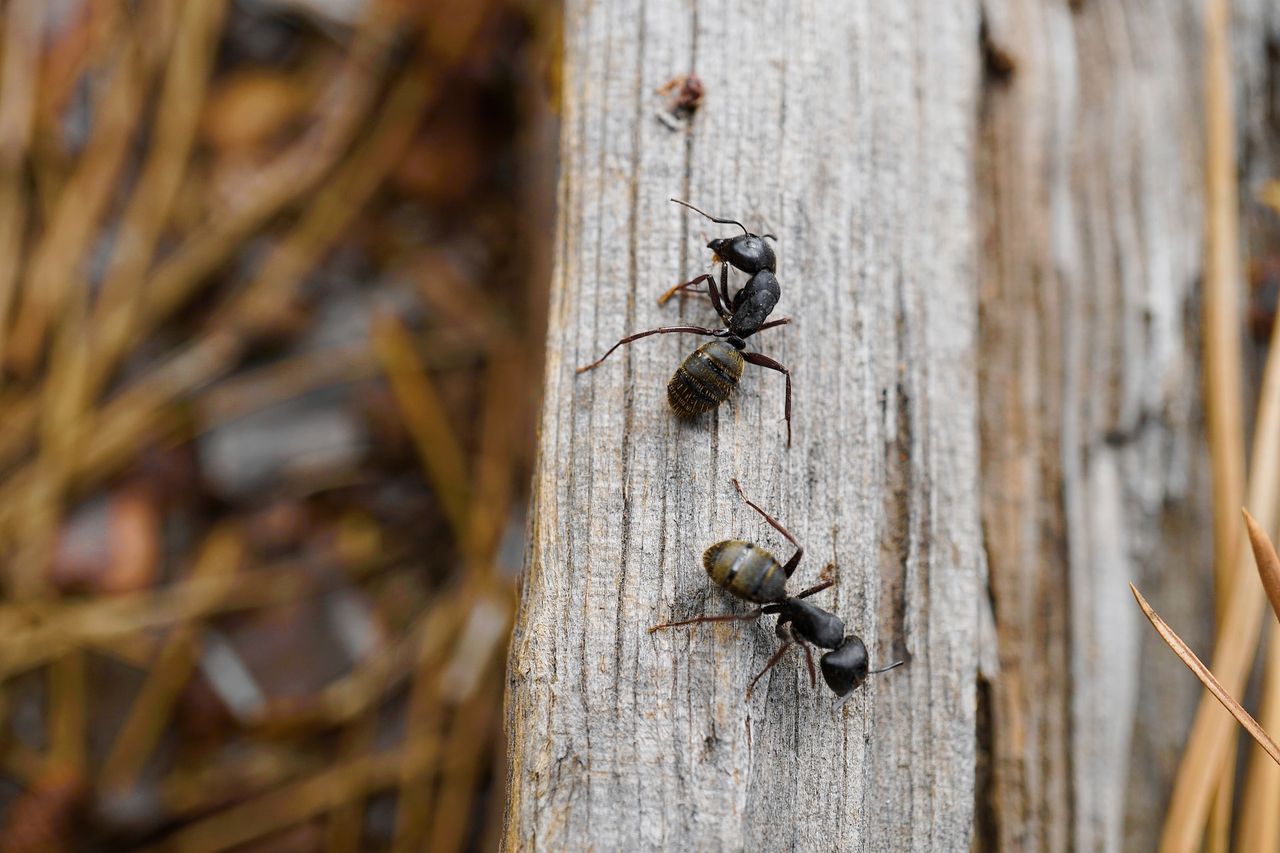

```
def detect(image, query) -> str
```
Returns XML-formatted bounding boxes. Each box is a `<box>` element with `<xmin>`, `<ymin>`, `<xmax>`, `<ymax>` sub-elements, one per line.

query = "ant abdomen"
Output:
<box><xmin>667</xmin><ymin>340</ymin><xmax>743</xmax><ymax>417</ymax></box>
<box><xmin>703</xmin><ymin>539</ymin><xmax>787</xmax><ymax>604</ymax></box>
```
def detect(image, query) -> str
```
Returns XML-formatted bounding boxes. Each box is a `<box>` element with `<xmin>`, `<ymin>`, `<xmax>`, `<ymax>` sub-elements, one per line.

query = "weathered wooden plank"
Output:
<box><xmin>505</xmin><ymin>0</ymin><xmax>983</xmax><ymax>849</ymax></box>
<box><xmin>975</xmin><ymin>1</ymin><xmax>1280</xmax><ymax>850</ymax></box>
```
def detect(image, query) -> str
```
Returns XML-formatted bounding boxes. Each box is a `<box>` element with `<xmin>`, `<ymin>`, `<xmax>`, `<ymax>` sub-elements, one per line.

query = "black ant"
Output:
<box><xmin>658</xmin><ymin>198</ymin><xmax>780</xmax><ymax>336</ymax></box>
<box><xmin>649</xmin><ymin>478</ymin><xmax>904</xmax><ymax>707</ymax></box>
<box><xmin>576</xmin><ymin>201</ymin><xmax>793</xmax><ymax>445</ymax></box>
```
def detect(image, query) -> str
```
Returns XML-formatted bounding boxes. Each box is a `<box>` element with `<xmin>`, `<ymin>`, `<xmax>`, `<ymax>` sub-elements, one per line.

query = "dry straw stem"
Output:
<box><xmin>1237</xmin><ymin>509</ymin><xmax>1280</xmax><ymax>849</ymax></box>
<box><xmin>5</xmin><ymin>9</ymin><xmax>150</xmax><ymax>377</ymax></box>
<box><xmin>1238</xmin><ymin>642</ymin><xmax>1280</xmax><ymax>850</ymax></box>
<box><xmin>98</xmin><ymin>526</ymin><xmax>244</xmax><ymax>792</ymax></box>
<box><xmin>197</xmin><ymin>342</ymin><xmax>378</xmax><ymax>426</ymax></box>
<box><xmin>373</xmin><ymin>311</ymin><xmax>472</xmax><ymax>540</ymax></box>
<box><xmin>1202</xmin><ymin>0</ymin><xmax>1245</xmax><ymax>610</ymax></box>
<box><xmin>92</xmin><ymin>0</ymin><xmax>225</xmax><ymax>328</ymax></box>
<box><xmin>1131</xmin><ymin>584</ymin><xmax>1280</xmax><ymax>767</ymax></box>
<box><xmin>0</xmin><ymin>569</ymin><xmax>312</xmax><ymax>679</ymax></box>
<box><xmin>1201</xmin><ymin>0</ymin><xmax>1247</xmax><ymax>839</ymax></box>
<box><xmin>426</xmin><ymin>673</ymin><xmax>501</xmax><ymax>852</ymax></box>
<box><xmin>145</xmin><ymin>740</ymin><xmax>440</xmax><ymax>853</ymax></box>
<box><xmin>156</xmin><ymin>745</ymin><xmax>322</xmax><ymax>819</ymax></box>
<box><xmin>0</xmin><ymin>0</ymin><xmax>43</xmax><ymax>358</ymax></box>
<box><xmin>0</xmin><ymin>5</ymin><xmax>397</xmax><ymax>488</ymax></box>
<box><xmin>0</xmin><ymin>58</ymin><xmax>431</xmax><ymax>556</ymax></box>
<box><xmin>246</xmin><ymin>596</ymin><xmax>461</xmax><ymax>734</ymax></box>
<box><xmin>390</xmin><ymin>350</ymin><xmax>521</xmax><ymax>850</ymax></box>
<box><xmin>88</xmin><ymin>1</ymin><xmax>396</xmax><ymax>375</ymax></box>
<box><xmin>1160</xmin><ymin>285</ymin><xmax>1280</xmax><ymax>846</ymax></box>
<box><xmin>325</xmin><ymin>713</ymin><xmax>379</xmax><ymax>852</ymax></box>
<box><xmin>391</xmin><ymin>624</ymin><xmax>446</xmax><ymax>853</ymax></box>
<box><xmin>1244</xmin><ymin>508</ymin><xmax>1280</xmax><ymax>618</ymax></box>
<box><xmin>46</xmin><ymin>650</ymin><xmax>86</xmax><ymax>776</ymax></box>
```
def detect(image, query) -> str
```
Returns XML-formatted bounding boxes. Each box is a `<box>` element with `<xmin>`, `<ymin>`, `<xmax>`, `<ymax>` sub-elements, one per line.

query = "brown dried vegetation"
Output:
<box><xmin>0</xmin><ymin>0</ymin><xmax>558</xmax><ymax>849</ymax></box>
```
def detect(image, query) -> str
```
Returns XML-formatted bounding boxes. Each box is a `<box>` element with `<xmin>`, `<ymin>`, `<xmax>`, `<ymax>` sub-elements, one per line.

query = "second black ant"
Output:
<box><xmin>649</xmin><ymin>478</ymin><xmax>904</xmax><ymax>707</ymax></box>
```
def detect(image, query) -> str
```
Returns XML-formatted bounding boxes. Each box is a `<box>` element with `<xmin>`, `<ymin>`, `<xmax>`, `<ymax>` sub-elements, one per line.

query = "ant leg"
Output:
<box><xmin>742</xmin><ymin>351</ymin><xmax>792</xmax><ymax>447</ymax></box>
<box><xmin>755</xmin><ymin>317</ymin><xmax>792</xmax><ymax>333</ymax></box>
<box><xmin>659</xmin><ymin>272</ymin><xmax>733</xmax><ymax>325</ymax></box>
<box><xmin>719</xmin><ymin>263</ymin><xmax>732</xmax><ymax>310</ymax></box>
<box><xmin>658</xmin><ymin>274</ymin><xmax>714</xmax><ymax>305</ymax></box>
<box><xmin>746</xmin><ymin>640</ymin><xmax>794</xmax><ymax>699</ymax></box>
<box><xmin>730</xmin><ymin>477</ymin><xmax>804</xmax><ymax>577</ymax></box>
<box><xmin>576</xmin><ymin>325</ymin><xmax>720</xmax><ymax>373</ymax></box>
<box><xmin>791</xmin><ymin>579</ymin><xmax>835</xmax><ymax>600</ymax></box>
<box><xmin>648</xmin><ymin>609</ymin><xmax>763</xmax><ymax>633</ymax></box>
<box><xmin>799</xmin><ymin>641</ymin><xmax>817</xmax><ymax>688</ymax></box>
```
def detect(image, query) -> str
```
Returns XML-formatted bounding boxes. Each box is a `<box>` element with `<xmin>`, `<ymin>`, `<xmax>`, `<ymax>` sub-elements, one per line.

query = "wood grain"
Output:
<box><xmin>976</xmin><ymin>2</ymin><xmax>1213</xmax><ymax>850</ymax></box>
<box><xmin>505</xmin><ymin>0</ymin><xmax>983</xmax><ymax>848</ymax></box>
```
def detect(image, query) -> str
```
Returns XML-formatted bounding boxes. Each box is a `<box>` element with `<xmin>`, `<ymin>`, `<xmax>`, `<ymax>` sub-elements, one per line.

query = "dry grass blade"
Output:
<box><xmin>1162</xmin><ymin>274</ymin><xmax>1280</xmax><ymax>849</ymax></box>
<box><xmin>144</xmin><ymin>743</ymin><xmax>438</xmax><ymax>853</ymax></box>
<box><xmin>6</xmin><ymin>12</ymin><xmax>148</xmax><ymax>376</ymax></box>
<box><xmin>88</xmin><ymin>2</ymin><xmax>399</xmax><ymax>379</ymax></box>
<box><xmin>372</xmin><ymin>312</ymin><xmax>471</xmax><ymax>541</ymax></box>
<box><xmin>0</xmin><ymin>0</ymin><xmax>43</xmax><ymax>359</ymax></box>
<box><xmin>92</xmin><ymin>0</ymin><xmax>225</xmax><ymax>328</ymax></box>
<box><xmin>1238</xmin><ymin>660</ymin><xmax>1280</xmax><ymax>850</ymax></box>
<box><xmin>1244</xmin><ymin>508</ymin><xmax>1280</xmax><ymax>623</ymax></box>
<box><xmin>0</xmin><ymin>59</ymin><xmax>432</xmax><ymax>550</ymax></box>
<box><xmin>1237</xmin><ymin>509</ymin><xmax>1280</xmax><ymax>849</ymax></box>
<box><xmin>0</xmin><ymin>2</ymin><xmax>554</xmax><ymax>846</ymax></box>
<box><xmin>1131</xmin><ymin>583</ymin><xmax>1280</xmax><ymax>767</ymax></box>
<box><xmin>1201</xmin><ymin>0</ymin><xmax>1248</xmax><ymax>838</ymax></box>
<box><xmin>325</xmin><ymin>714</ymin><xmax>378</xmax><ymax>852</ymax></box>
<box><xmin>1260</xmin><ymin>180</ymin><xmax>1280</xmax><ymax>215</ymax></box>
<box><xmin>0</xmin><ymin>569</ymin><xmax>313</xmax><ymax>679</ymax></box>
<box><xmin>246</xmin><ymin>599</ymin><xmax>459</xmax><ymax>734</ymax></box>
<box><xmin>47</xmin><ymin>650</ymin><xmax>86</xmax><ymax>776</ymax></box>
<box><xmin>98</xmin><ymin>526</ymin><xmax>244</xmax><ymax>791</ymax></box>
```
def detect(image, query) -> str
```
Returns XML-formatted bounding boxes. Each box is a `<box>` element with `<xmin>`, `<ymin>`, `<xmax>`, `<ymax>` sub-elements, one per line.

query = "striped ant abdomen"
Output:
<box><xmin>702</xmin><ymin>539</ymin><xmax>787</xmax><ymax>604</ymax></box>
<box><xmin>667</xmin><ymin>340</ymin><xmax>743</xmax><ymax>417</ymax></box>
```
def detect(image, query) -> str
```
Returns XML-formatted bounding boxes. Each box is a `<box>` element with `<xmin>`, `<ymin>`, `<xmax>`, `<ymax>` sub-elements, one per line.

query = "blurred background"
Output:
<box><xmin>0</xmin><ymin>0</ymin><xmax>558</xmax><ymax>850</ymax></box>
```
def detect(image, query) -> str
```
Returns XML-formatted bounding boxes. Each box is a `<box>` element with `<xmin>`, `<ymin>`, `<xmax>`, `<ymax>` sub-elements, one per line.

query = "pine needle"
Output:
<box><xmin>1131</xmin><ymin>583</ymin><xmax>1280</xmax><ymax>767</ymax></box>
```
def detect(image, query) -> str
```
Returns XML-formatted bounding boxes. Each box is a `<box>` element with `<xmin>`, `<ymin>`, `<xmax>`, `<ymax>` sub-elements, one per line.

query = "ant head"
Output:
<box><xmin>820</xmin><ymin>636</ymin><xmax>904</xmax><ymax>705</ymax></box>
<box><xmin>672</xmin><ymin>198</ymin><xmax>778</xmax><ymax>274</ymax></box>
<box><xmin>707</xmin><ymin>234</ymin><xmax>777</xmax><ymax>275</ymax></box>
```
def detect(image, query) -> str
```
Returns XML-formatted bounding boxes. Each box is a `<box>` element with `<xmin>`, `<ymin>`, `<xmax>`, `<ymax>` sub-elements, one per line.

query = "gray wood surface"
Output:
<box><xmin>505</xmin><ymin>1</ymin><xmax>983</xmax><ymax>849</ymax></box>
<box><xmin>976</xmin><ymin>2</ymin><xmax>1210</xmax><ymax>850</ymax></box>
<box><xmin>977</xmin><ymin>2</ymin><xmax>1280</xmax><ymax>850</ymax></box>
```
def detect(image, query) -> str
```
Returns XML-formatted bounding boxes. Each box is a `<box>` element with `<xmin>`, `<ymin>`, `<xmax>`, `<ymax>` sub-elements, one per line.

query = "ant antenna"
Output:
<box><xmin>670</xmin><ymin>198</ymin><xmax>750</xmax><ymax>236</ymax></box>
<box><xmin>870</xmin><ymin>660</ymin><xmax>905</xmax><ymax>675</ymax></box>
<box><xmin>831</xmin><ymin>660</ymin><xmax>905</xmax><ymax>711</ymax></box>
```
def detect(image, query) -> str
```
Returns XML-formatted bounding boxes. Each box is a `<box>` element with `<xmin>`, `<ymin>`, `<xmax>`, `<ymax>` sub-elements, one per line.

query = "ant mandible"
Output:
<box><xmin>649</xmin><ymin>478</ymin><xmax>904</xmax><ymax>707</ymax></box>
<box><xmin>576</xmin><ymin>201</ymin><xmax>793</xmax><ymax>445</ymax></box>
